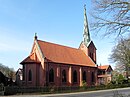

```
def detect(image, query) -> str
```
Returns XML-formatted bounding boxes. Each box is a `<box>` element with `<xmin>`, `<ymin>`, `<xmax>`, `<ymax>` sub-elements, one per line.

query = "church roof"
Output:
<box><xmin>98</xmin><ymin>65</ymin><xmax>112</xmax><ymax>71</ymax></box>
<box><xmin>20</xmin><ymin>53</ymin><xmax>40</xmax><ymax>64</ymax></box>
<box><xmin>37</xmin><ymin>40</ymin><xmax>96</xmax><ymax>67</ymax></box>
<box><xmin>87</xmin><ymin>41</ymin><xmax>97</xmax><ymax>49</ymax></box>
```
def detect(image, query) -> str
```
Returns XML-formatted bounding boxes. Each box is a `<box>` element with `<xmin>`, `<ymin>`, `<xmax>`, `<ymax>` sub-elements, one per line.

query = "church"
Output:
<box><xmin>20</xmin><ymin>6</ymin><xmax>98</xmax><ymax>87</ymax></box>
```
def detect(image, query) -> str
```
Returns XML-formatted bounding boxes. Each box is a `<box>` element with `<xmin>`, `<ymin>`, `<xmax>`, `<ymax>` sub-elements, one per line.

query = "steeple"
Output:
<box><xmin>83</xmin><ymin>5</ymin><xmax>91</xmax><ymax>46</ymax></box>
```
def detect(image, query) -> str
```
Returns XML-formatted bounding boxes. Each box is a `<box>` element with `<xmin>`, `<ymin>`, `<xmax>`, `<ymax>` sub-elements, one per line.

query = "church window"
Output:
<box><xmin>89</xmin><ymin>53</ymin><xmax>92</xmax><ymax>59</ymax></box>
<box><xmin>92</xmin><ymin>53</ymin><xmax>94</xmax><ymax>60</ymax></box>
<box><xmin>49</xmin><ymin>68</ymin><xmax>54</xmax><ymax>82</ymax></box>
<box><xmin>82</xmin><ymin>71</ymin><xmax>86</xmax><ymax>82</ymax></box>
<box><xmin>23</xmin><ymin>65</ymin><xmax>25</xmax><ymax>81</ymax></box>
<box><xmin>73</xmin><ymin>70</ymin><xmax>77</xmax><ymax>83</ymax></box>
<box><xmin>91</xmin><ymin>72</ymin><xmax>95</xmax><ymax>83</ymax></box>
<box><xmin>62</xmin><ymin>69</ymin><xmax>67</xmax><ymax>82</ymax></box>
<box><xmin>89</xmin><ymin>52</ymin><xmax>94</xmax><ymax>61</ymax></box>
<box><xmin>28</xmin><ymin>69</ymin><xmax>32</xmax><ymax>81</ymax></box>
<box><xmin>89</xmin><ymin>53</ymin><xmax>91</xmax><ymax>58</ymax></box>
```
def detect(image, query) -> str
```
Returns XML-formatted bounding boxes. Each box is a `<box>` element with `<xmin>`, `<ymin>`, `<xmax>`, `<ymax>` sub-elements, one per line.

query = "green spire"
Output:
<box><xmin>83</xmin><ymin>4</ymin><xmax>91</xmax><ymax>46</ymax></box>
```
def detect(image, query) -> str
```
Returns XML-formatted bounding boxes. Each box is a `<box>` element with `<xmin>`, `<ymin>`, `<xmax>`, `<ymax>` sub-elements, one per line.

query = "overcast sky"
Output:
<box><xmin>0</xmin><ymin>0</ymin><xmax>115</xmax><ymax>70</ymax></box>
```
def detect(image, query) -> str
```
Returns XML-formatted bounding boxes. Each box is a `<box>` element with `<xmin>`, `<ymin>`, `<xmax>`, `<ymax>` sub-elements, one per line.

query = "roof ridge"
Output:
<box><xmin>37</xmin><ymin>39</ymin><xmax>80</xmax><ymax>50</ymax></box>
<box><xmin>36</xmin><ymin>39</ymin><xmax>96</xmax><ymax>67</ymax></box>
<box><xmin>99</xmin><ymin>65</ymin><xmax>109</xmax><ymax>66</ymax></box>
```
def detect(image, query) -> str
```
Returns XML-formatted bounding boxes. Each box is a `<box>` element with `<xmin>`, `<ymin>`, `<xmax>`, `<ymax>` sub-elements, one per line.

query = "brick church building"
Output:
<box><xmin>20</xmin><ymin>6</ymin><xmax>98</xmax><ymax>87</ymax></box>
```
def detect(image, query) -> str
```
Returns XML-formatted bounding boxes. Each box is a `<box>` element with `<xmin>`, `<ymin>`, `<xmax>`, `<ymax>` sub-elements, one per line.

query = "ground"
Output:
<box><xmin>3</xmin><ymin>87</ymin><xmax>130</xmax><ymax>97</ymax></box>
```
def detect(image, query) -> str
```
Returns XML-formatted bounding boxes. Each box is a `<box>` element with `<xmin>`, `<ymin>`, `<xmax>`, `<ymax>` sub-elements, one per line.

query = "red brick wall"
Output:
<box><xmin>23</xmin><ymin>63</ymin><xmax>36</xmax><ymax>87</ymax></box>
<box><xmin>79</xmin><ymin>42</ymin><xmax>97</xmax><ymax>64</ymax></box>
<box><xmin>88</xmin><ymin>42</ymin><xmax>96</xmax><ymax>64</ymax></box>
<box><xmin>23</xmin><ymin>62</ymin><xmax>97</xmax><ymax>87</ymax></box>
<box><xmin>47</xmin><ymin>63</ymin><xmax>97</xmax><ymax>87</ymax></box>
<box><xmin>22</xmin><ymin>63</ymin><xmax>42</xmax><ymax>87</ymax></box>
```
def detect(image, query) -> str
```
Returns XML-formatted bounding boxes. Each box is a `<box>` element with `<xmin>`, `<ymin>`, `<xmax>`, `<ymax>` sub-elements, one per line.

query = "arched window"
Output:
<box><xmin>62</xmin><ymin>69</ymin><xmax>67</xmax><ymax>82</ymax></box>
<box><xmin>92</xmin><ymin>53</ymin><xmax>94</xmax><ymax>60</ymax></box>
<box><xmin>89</xmin><ymin>52</ymin><xmax>94</xmax><ymax>61</ymax></box>
<box><xmin>73</xmin><ymin>70</ymin><xmax>77</xmax><ymax>83</ymax></box>
<box><xmin>91</xmin><ymin>72</ymin><xmax>95</xmax><ymax>83</ymax></box>
<box><xmin>82</xmin><ymin>71</ymin><xmax>86</xmax><ymax>82</ymax></box>
<box><xmin>28</xmin><ymin>69</ymin><xmax>32</xmax><ymax>81</ymax></box>
<box><xmin>23</xmin><ymin>65</ymin><xmax>25</xmax><ymax>81</ymax></box>
<box><xmin>89</xmin><ymin>53</ymin><xmax>91</xmax><ymax>58</ymax></box>
<box><xmin>49</xmin><ymin>68</ymin><xmax>54</xmax><ymax>82</ymax></box>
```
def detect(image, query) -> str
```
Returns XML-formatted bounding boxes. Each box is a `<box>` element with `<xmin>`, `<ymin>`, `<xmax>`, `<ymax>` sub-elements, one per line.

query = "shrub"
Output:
<box><xmin>81</xmin><ymin>81</ymin><xmax>87</xmax><ymax>90</ymax></box>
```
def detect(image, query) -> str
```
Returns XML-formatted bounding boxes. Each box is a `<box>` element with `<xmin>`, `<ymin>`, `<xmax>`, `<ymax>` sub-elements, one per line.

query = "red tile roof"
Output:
<box><xmin>98</xmin><ymin>65</ymin><xmax>110</xmax><ymax>70</ymax></box>
<box><xmin>37</xmin><ymin>40</ymin><xmax>96</xmax><ymax>67</ymax></box>
<box><xmin>20</xmin><ymin>53</ymin><xmax>40</xmax><ymax>64</ymax></box>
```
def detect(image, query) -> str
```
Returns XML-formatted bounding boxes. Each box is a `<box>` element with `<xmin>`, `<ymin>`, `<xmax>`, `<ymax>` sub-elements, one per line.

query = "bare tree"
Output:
<box><xmin>91</xmin><ymin>0</ymin><xmax>130</xmax><ymax>37</ymax></box>
<box><xmin>110</xmin><ymin>37</ymin><xmax>130</xmax><ymax>79</ymax></box>
<box><xmin>0</xmin><ymin>63</ymin><xmax>15</xmax><ymax>80</ymax></box>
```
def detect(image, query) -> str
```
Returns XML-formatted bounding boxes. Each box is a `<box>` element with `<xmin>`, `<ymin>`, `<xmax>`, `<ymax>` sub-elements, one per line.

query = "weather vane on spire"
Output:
<box><xmin>84</xmin><ymin>4</ymin><xmax>86</xmax><ymax>9</ymax></box>
<box><xmin>34</xmin><ymin>32</ymin><xmax>37</xmax><ymax>40</ymax></box>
